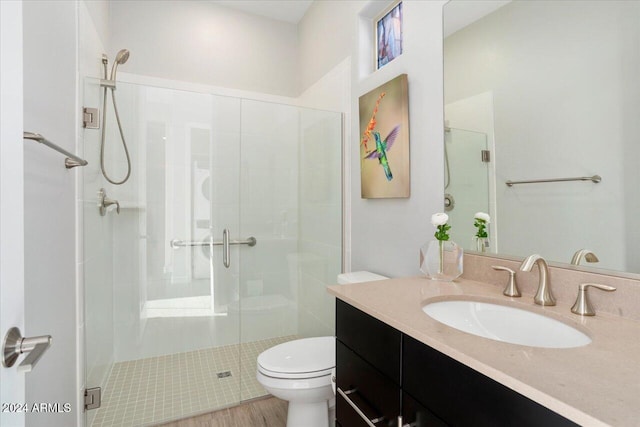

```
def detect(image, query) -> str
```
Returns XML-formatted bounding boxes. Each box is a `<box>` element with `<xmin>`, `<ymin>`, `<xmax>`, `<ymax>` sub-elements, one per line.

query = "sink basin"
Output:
<box><xmin>423</xmin><ymin>300</ymin><xmax>591</xmax><ymax>348</ymax></box>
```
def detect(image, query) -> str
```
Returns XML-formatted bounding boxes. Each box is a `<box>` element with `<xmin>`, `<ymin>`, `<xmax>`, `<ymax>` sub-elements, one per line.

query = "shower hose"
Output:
<box><xmin>100</xmin><ymin>84</ymin><xmax>132</xmax><ymax>185</ymax></box>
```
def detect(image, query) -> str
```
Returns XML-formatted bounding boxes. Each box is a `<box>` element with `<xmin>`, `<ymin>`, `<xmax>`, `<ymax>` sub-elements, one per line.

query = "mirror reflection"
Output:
<box><xmin>444</xmin><ymin>0</ymin><xmax>640</xmax><ymax>274</ymax></box>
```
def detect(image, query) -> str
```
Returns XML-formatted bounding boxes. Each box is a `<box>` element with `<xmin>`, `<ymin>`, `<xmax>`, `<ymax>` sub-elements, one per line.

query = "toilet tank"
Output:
<box><xmin>337</xmin><ymin>271</ymin><xmax>388</xmax><ymax>285</ymax></box>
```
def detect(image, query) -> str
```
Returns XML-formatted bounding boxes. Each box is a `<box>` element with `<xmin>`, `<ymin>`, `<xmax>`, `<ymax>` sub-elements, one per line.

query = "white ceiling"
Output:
<box><xmin>213</xmin><ymin>1</ymin><xmax>510</xmax><ymax>32</ymax></box>
<box><xmin>444</xmin><ymin>0</ymin><xmax>511</xmax><ymax>38</ymax></box>
<box><xmin>211</xmin><ymin>0</ymin><xmax>314</xmax><ymax>24</ymax></box>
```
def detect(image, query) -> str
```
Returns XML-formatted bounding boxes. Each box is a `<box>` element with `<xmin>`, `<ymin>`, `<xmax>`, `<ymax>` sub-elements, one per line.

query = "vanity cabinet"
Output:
<box><xmin>336</xmin><ymin>299</ymin><xmax>401</xmax><ymax>427</ymax></box>
<box><xmin>403</xmin><ymin>335</ymin><xmax>578</xmax><ymax>427</ymax></box>
<box><xmin>336</xmin><ymin>300</ymin><xmax>578</xmax><ymax>427</ymax></box>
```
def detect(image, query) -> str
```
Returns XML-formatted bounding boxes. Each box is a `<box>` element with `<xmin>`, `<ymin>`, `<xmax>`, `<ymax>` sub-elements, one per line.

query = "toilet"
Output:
<box><xmin>256</xmin><ymin>271</ymin><xmax>389</xmax><ymax>427</ymax></box>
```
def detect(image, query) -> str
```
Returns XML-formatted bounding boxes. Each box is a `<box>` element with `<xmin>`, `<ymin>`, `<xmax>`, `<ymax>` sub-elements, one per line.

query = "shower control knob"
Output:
<box><xmin>98</xmin><ymin>188</ymin><xmax>120</xmax><ymax>216</ymax></box>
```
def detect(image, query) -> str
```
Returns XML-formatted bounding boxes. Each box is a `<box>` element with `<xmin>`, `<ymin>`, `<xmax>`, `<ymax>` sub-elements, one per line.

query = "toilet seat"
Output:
<box><xmin>256</xmin><ymin>369</ymin><xmax>333</xmax><ymax>390</ymax></box>
<box><xmin>257</xmin><ymin>336</ymin><xmax>335</xmax><ymax>380</ymax></box>
<box><xmin>258</xmin><ymin>365</ymin><xmax>333</xmax><ymax>380</ymax></box>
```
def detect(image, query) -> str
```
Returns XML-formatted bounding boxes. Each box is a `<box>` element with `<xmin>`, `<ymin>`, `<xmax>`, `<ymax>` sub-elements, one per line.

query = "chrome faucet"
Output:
<box><xmin>570</xmin><ymin>249</ymin><xmax>599</xmax><ymax>266</ymax></box>
<box><xmin>519</xmin><ymin>254</ymin><xmax>556</xmax><ymax>306</ymax></box>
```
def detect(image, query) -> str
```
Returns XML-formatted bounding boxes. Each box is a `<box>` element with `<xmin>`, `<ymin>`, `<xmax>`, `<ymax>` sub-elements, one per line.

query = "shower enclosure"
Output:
<box><xmin>444</xmin><ymin>127</ymin><xmax>492</xmax><ymax>249</ymax></box>
<box><xmin>82</xmin><ymin>79</ymin><xmax>342</xmax><ymax>426</ymax></box>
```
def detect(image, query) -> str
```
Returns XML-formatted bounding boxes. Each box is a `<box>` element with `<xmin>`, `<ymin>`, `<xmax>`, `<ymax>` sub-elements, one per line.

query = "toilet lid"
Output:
<box><xmin>258</xmin><ymin>336</ymin><xmax>335</xmax><ymax>375</ymax></box>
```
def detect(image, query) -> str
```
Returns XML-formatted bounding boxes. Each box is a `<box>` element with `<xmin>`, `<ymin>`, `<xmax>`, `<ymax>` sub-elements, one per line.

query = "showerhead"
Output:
<box><xmin>115</xmin><ymin>49</ymin><xmax>130</xmax><ymax>65</ymax></box>
<box><xmin>110</xmin><ymin>49</ymin><xmax>130</xmax><ymax>81</ymax></box>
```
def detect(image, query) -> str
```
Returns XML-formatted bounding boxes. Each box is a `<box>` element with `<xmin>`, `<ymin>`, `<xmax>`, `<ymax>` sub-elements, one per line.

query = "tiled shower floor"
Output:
<box><xmin>90</xmin><ymin>336</ymin><xmax>295</xmax><ymax>427</ymax></box>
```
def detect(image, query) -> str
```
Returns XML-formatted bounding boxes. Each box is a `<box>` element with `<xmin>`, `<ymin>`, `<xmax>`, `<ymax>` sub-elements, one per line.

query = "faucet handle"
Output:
<box><xmin>491</xmin><ymin>265</ymin><xmax>521</xmax><ymax>297</ymax></box>
<box><xmin>571</xmin><ymin>283</ymin><xmax>616</xmax><ymax>316</ymax></box>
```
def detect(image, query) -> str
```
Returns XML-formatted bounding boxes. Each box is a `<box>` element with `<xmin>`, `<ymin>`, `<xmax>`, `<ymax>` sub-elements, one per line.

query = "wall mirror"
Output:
<box><xmin>443</xmin><ymin>0</ymin><xmax>640</xmax><ymax>276</ymax></box>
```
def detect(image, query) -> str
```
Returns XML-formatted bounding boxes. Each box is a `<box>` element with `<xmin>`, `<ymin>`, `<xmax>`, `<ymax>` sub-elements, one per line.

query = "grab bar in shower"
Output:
<box><xmin>506</xmin><ymin>175</ymin><xmax>601</xmax><ymax>187</ymax></box>
<box><xmin>23</xmin><ymin>131</ymin><xmax>88</xmax><ymax>169</ymax></box>
<box><xmin>170</xmin><ymin>236</ymin><xmax>257</xmax><ymax>249</ymax></box>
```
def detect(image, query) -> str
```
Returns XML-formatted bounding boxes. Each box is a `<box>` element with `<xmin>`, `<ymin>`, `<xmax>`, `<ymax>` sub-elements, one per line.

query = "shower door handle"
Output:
<box><xmin>170</xmin><ymin>231</ymin><xmax>256</xmax><ymax>269</ymax></box>
<box><xmin>169</xmin><ymin>236</ymin><xmax>257</xmax><ymax>248</ymax></box>
<box><xmin>223</xmin><ymin>229</ymin><xmax>230</xmax><ymax>268</ymax></box>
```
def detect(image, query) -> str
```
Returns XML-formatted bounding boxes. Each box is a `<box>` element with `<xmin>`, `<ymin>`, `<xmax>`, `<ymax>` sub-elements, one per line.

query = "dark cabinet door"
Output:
<box><xmin>336</xmin><ymin>299</ymin><xmax>401</xmax><ymax>384</ymax></box>
<box><xmin>402</xmin><ymin>391</ymin><xmax>448</xmax><ymax>427</ymax></box>
<box><xmin>402</xmin><ymin>335</ymin><xmax>579</xmax><ymax>427</ymax></box>
<box><xmin>336</xmin><ymin>340</ymin><xmax>400</xmax><ymax>427</ymax></box>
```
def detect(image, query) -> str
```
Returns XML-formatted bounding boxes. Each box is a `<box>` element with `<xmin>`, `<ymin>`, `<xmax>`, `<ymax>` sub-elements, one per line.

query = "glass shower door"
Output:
<box><xmin>83</xmin><ymin>79</ymin><xmax>344</xmax><ymax>426</ymax></box>
<box><xmin>235</xmin><ymin>99</ymin><xmax>301</xmax><ymax>401</ymax></box>
<box><xmin>236</xmin><ymin>100</ymin><xmax>344</xmax><ymax>401</ymax></box>
<box><xmin>83</xmin><ymin>81</ymin><xmax>243</xmax><ymax>426</ymax></box>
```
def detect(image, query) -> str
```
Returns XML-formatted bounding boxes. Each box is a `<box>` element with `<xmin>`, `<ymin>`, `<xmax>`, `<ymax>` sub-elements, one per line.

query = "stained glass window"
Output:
<box><xmin>376</xmin><ymin>1</ymin><xmax>403</xmax><ymax>69</ymax></box>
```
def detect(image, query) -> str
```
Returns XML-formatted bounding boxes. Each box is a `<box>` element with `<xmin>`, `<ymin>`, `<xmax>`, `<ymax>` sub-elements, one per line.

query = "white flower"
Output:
<box><xmin>431</xmin><ymin>213</ymin><xmax>449</xmax><ymax>226</ymax></box>
<box><xmin>474</xmin><ymin>212</ymin><xmax>490</xmax><ymax>223</ymax></box>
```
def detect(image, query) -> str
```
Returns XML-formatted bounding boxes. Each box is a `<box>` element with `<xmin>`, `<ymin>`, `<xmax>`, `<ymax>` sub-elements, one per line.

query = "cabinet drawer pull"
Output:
<box><xmin>338</xmin><ymin>387</ymin><xmax>385</xmax><ymax>426</ymax></box>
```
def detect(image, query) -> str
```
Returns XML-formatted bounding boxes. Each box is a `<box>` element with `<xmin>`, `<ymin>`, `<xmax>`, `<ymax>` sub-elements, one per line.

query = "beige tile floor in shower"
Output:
<box><xmin>90</xmin><ymin>336</ymin><xmax>295</xmax><ymax>427</ymax></box>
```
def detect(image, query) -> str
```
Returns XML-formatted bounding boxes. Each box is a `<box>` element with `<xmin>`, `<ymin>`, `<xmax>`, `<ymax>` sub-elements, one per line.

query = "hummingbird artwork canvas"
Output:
<box><xmin>359</xmin><ymin>74</ymin><xmax>410</xmax><ymax>198</ymax></box>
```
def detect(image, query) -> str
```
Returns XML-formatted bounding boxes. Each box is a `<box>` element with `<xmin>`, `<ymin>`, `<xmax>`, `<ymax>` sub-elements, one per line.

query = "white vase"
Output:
<box><xmin>420</xmin><ymin>240</ymin><xmax>463</xmax><ymax>281</ymax></box>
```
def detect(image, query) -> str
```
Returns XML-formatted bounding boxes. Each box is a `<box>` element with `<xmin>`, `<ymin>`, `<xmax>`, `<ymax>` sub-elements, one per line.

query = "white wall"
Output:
<box><xmin>445</xmin><ymin>1</ymin><xmax>638</xmax><ymax>271</ymax></box>
<box><xmin>108</xmin><ymin>0</ymin><xmax>299</xmax><ymax>97</ymax></box>
<box><xmin>298</xmin><ymin>1</ymin><xmax>362</xmax><ymax>93</ymax></box>
<box><xmin>299</xmin><ymin>0</ymin><xmax>447</xmax><ymax>279</ymax></box>
<box><xmin>22</xmin><ymin>2</ymin><xmax>78</xmax><ymax>426</ymax></box>
<box><xmin>355</xmin><ymin>1</ymin><xmax>446</xmax><ymax>277</ymax></box>
<box><xmin>0</xmin><ymin>2</ymin><xmax>25</xmax><ymax>426</ymax></box>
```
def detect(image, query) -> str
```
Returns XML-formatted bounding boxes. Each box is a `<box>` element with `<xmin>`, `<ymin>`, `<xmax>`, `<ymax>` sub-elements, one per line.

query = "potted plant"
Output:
<box><xmin>473</xmin><ymin>212</ymin><xmax>490</xmax><ymax>253</ymax></box>
<box><xmin>420</xmin><ymin>213</ymin><xmax>463</xmax><ymax>281</ymax></box>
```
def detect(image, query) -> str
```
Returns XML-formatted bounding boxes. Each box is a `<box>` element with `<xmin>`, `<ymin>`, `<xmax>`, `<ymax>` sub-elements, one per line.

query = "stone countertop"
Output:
<box><xmin>328</xmin><ymin>277</ymin><xmax>640</xmax><ymax>427</ymax></box>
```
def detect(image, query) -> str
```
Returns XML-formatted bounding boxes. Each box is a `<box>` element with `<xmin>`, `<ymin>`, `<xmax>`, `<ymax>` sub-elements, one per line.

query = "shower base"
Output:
<box><xmin>89</xmin><ymin>336</ymin><xmax>295</xmax><ymax>427</ymax></box>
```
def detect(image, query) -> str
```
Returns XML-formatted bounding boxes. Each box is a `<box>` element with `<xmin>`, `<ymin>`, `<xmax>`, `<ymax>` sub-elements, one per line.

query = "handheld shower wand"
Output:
<box><xmin>110</xmin><ymin>49</ymin><xmax>130</xmax><ymax>80</ymax></box>
<box><xmin>100</xmin><ymin>49</ymin><xmax>131</xmax><ymax>185</ymax></box>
